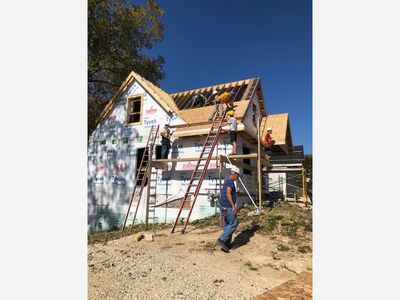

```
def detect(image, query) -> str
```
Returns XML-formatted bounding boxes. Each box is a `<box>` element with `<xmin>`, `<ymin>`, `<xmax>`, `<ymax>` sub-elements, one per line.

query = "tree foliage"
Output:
<box><xmin>88</xmin><ymin>0</ymin><xmax>165</xmax><ymax>134</ymax></box>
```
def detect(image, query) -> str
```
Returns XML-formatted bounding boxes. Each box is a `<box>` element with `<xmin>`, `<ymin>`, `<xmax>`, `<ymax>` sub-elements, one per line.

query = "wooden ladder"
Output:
<box><xmin>121</xmin><ymin>125</ymin><xmax>159</xmax><ymax>230</ymax></box>
<box><xmin>147</xmin><ymin>168</ymin><xmax>158</xmax><ymax>223</ymax></box>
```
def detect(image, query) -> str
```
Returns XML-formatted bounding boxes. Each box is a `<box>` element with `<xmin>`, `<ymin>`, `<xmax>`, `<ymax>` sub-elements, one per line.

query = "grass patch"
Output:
<box><xmin>266</xmin><ymin>263</ymin><xmax>280</xmax><ymax>271</ymax></box>
<box><xmin>244</xmin><ymin>261</ymin><xmax>258</xmax><ymax>271</ymax></box>
<box><xmin>304</xmin><ymin>222</ymin><xmax>312</xmax><ymax>232</ymax></box>
<box><xmin>277</xmin><ymin>244</ymin><xmax>290</xmax><ymax>251</ymax></box>
<box><xmin>280</xmin><ymin>264</ymin><xmax>299</xmax><ymax>275</ymax></box>
<box><xmin>240</xmin><ymin>203</ymin><xmax>311</xmax><ymax>237</ymax></box>
<box><xmin>282</xmin><ymin>223</ymin><xmax>299</xmax><ymax>238</ymax></box>
<box><xmin>190</xmin><ymin>214</ymin><xmax>221</xmax><ymax>228</ymax></box>
<box><xmin>298</xmin><ymin>245</ymin><xmax>311</xmax><ymax>253</ymax></box>
<box><xmin>265</xmin><ymin>215</ymin><xmax>284</xmax><ymax>232</ymax></box>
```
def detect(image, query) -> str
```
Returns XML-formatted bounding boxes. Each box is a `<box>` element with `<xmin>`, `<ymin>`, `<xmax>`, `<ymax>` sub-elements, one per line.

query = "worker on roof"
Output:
<box><xmin>160</xmin><ymin>124</ymin><xmax>173</xmax><ymax>159</ymax></box>
<box><xmin>216</xmin><ymin>165</ymin><xmax>240</xmax><ymax>252</ymax></box>
<box><xmin>225</xmin><ymin>110</ymin><xmax>237</xmax><ymax>155</ymax></box>
<box><xmin>208</xmin><ymin>90</ymin><xmax>236</xmax><ymax>120</ymax></box>
<box><xmin>262</xmin><ymin>127</ymin><xmax>274</xmax><ymax>159</ymax></box>
<box><xmin>208</xmin><ymin>90</ymin><xmax>223</xmax><ymax>120</ymax></box>
<box><xmin>190</xmin><ymin>93</ymin><xmax>206</xmax><ymax>108</ymax></box>
<box><xmin>220</xmin><ymin>90</ymin><xmax>236</xmax><ymax>109</ymax></box>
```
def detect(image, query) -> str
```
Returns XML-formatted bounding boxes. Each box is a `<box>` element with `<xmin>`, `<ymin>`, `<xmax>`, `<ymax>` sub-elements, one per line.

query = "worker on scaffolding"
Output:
<box><xmin>208</xmin><ymin>90</ymin><xmax>235</xmax><ymax>120</ymax></box>
<box><xmin>160</xmin><ymin>124</ymin><xmax>172</xmax><ymax>159</ymax></box>
<box><xmin>225</xmin><ymin>110</ymin><xmax>237</xmax><ymax>155</ymax></box>
<box><xmin>217</xmin><ymin>165</ymin><xmax>240</xmax><ymax>252</ymax></box>
<box><xmin>263</xmin><ymin>127</ymin><xmax>274</xmax><ymax>159</ymax></box>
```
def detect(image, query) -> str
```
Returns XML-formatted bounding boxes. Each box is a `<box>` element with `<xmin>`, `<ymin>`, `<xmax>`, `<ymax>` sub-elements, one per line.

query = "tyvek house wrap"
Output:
<box><xmin>88</xmin><ymin>80</ymin><xmax>184</xmax><ymax>231</ymax></box>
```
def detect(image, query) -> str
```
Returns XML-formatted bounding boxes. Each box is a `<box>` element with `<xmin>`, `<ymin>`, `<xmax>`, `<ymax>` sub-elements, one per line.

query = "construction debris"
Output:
<box><xmin>144</xmin><ymin>234</ymin><xmax>154</xmax><ymax>242</ymax></box>
<box><xmin>132</xmin><ymin>233</ymin><xmax>144</xmax><ymax>242</ymax></box>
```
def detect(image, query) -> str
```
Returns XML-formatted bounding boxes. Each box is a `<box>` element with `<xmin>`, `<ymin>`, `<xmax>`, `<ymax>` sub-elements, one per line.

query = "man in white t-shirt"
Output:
<box><xmin>225</xmin><ymin>110</ymin><xmax>237</xmax><ymax>155</ymax></box>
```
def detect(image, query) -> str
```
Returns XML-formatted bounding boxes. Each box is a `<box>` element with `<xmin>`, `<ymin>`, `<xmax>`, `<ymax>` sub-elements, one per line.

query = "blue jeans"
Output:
<box><xmin>161</xmin><ymin>140</ymin><xmax>171</xmax><ymax>159</ymax></box>
<box><xmin>219</xmin><ymin>207</ymin><xmax>238</xmax><ymax>244</ymax></box>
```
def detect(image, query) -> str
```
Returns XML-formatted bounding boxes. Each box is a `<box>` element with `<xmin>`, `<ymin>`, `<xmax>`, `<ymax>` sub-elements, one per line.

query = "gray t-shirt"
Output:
<box><xmin>227</xmin><ymin>117</ymin><xmax>237</xmax><ymax>131</ymax></box>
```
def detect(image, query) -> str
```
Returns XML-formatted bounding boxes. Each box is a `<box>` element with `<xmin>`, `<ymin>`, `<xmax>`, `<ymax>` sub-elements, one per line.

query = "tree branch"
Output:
<box><xmin>88</xmin><ymin>78</ymin><xmax>120</xmax><ymax>88</ymax></box>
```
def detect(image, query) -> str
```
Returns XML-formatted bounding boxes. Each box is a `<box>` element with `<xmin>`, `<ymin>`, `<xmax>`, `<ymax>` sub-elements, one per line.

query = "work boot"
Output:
<box><xmin>216</xmin><ymin>239</ymin><xmax>230</xmax><ymax>252</ymax></box>
<box><xmin>228</xmin><ymin>242</ymin><xmax>238</xmax><ymax>250</ymax></box>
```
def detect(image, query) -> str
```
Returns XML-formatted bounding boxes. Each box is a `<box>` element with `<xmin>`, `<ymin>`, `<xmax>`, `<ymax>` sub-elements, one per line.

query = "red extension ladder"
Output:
<box><xmin>171</xmin><ymin>108</ymin><xmax>228</xmax><ymax>234</ymax></box>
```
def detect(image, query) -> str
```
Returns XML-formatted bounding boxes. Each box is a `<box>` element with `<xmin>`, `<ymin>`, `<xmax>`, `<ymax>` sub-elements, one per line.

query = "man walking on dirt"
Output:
<box><xmin>217</xmin><ymin>165</ymin><xmax>240</xmax><ymax>252</ymax></box>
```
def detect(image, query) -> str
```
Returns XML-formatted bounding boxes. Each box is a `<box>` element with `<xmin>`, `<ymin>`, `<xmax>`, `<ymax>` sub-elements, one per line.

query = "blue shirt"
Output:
<box><xmin>220</xmin><ymin>178</ymin><xmax>237</xmax><ymax>208</ymax></box>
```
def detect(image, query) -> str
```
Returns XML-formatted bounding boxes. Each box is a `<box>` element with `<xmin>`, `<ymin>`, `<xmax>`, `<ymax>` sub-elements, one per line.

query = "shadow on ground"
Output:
<box><xmin>232</xmin><ymin>225</ymin><xmax>259</xmax><ymax>249</ymax></box>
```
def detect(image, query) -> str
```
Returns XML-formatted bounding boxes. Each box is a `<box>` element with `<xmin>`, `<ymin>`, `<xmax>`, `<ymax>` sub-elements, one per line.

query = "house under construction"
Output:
<box><xmin>88</xmin><ymin>71</ymin><xmax>306</xmax><ymax>232</ymax></box>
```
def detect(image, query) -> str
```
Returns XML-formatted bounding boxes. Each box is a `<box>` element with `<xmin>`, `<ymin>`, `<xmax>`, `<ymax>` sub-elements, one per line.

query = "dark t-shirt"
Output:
<box><xmin>220</xmin><ymin>178</ymin><xmax>237</xmax><ymax>208</ymax></box>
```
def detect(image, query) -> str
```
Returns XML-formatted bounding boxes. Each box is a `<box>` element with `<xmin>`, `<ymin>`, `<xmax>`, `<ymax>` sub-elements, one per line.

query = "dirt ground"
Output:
<box><xmin>88</xmin><ymin>204</ymin><xmax>312</xmax><ymax>300</ymax></box>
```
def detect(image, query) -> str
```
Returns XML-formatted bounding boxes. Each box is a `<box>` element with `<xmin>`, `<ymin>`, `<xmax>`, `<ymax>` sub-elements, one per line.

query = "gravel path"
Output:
<box><xmin>88</xmin><ymin>225</ymin><xmax>312</xmax><ymax>300</ymax></box>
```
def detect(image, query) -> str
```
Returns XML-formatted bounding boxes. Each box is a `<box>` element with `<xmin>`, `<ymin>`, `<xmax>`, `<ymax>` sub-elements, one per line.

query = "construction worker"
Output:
<box><xmin>263</xmin><ymin>127</ymin><xmax>274</xmax><ymax>159</ymax></box>
<box><xmin>226</xmin><ymin>110</ymin><xmax>237</xmax><ymax>155</ymax></box>
<box><xmin>189</xmin><ymin>93</ymin><xmax>206</xmax><ymax>108</ymax></box>
<box><xmin>219</xmin><ymin>90</ymin><xmax>236</xmax><ymax>110</ymax></box>
<box><xmin>208</xmin><ymin>90</ymin><xmax>235</xmax><ymax>120</ymax></box>
<box><xmin>216</xmin><ymin>165</ymin><xmax>240</xmax><ymax>252</ymax></box>
<box><xmin>160</xmin><ymin>124</ymin><xmax>172</xmax><ymax>159</ymax></box>
<box><xmin>208</xmin><ymin>90</ymin><xmax>223</xmax><ymax>120</ymax></box>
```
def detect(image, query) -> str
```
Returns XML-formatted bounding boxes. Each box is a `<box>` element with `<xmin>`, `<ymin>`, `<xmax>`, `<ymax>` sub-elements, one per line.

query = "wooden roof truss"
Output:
<box><xmin>170</xmin><ymin>78</ymin><xmax>256</xmax><ymax>110</ymax></box>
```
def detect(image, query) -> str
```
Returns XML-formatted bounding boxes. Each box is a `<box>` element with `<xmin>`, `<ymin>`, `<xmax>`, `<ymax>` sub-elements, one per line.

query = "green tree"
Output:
<box><xmin>88</xmin><ymin>0</ymin><xmax>165</xmax><ymax>134</ymax></box>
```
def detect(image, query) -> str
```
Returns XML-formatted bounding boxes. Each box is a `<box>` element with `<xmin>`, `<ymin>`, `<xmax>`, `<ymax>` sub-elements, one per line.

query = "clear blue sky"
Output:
<box><xmin>143</xmin><ymin>0</ymin><xmax>312</xmax><ymax>154</ymax></box>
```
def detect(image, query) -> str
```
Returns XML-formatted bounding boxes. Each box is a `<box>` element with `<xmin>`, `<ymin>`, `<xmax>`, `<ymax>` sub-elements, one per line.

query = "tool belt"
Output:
<box><xmin>161</xmin><ymin>137</ymin><xmax>171</xmax><ymax>144</ymax></box>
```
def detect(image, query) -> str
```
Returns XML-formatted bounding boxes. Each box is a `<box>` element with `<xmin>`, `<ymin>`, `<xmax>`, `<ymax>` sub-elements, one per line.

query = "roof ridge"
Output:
<box><xmin>170</xmin><ymin>77</ymin><xmax>257</xmax><ymax>96</ymax></box>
